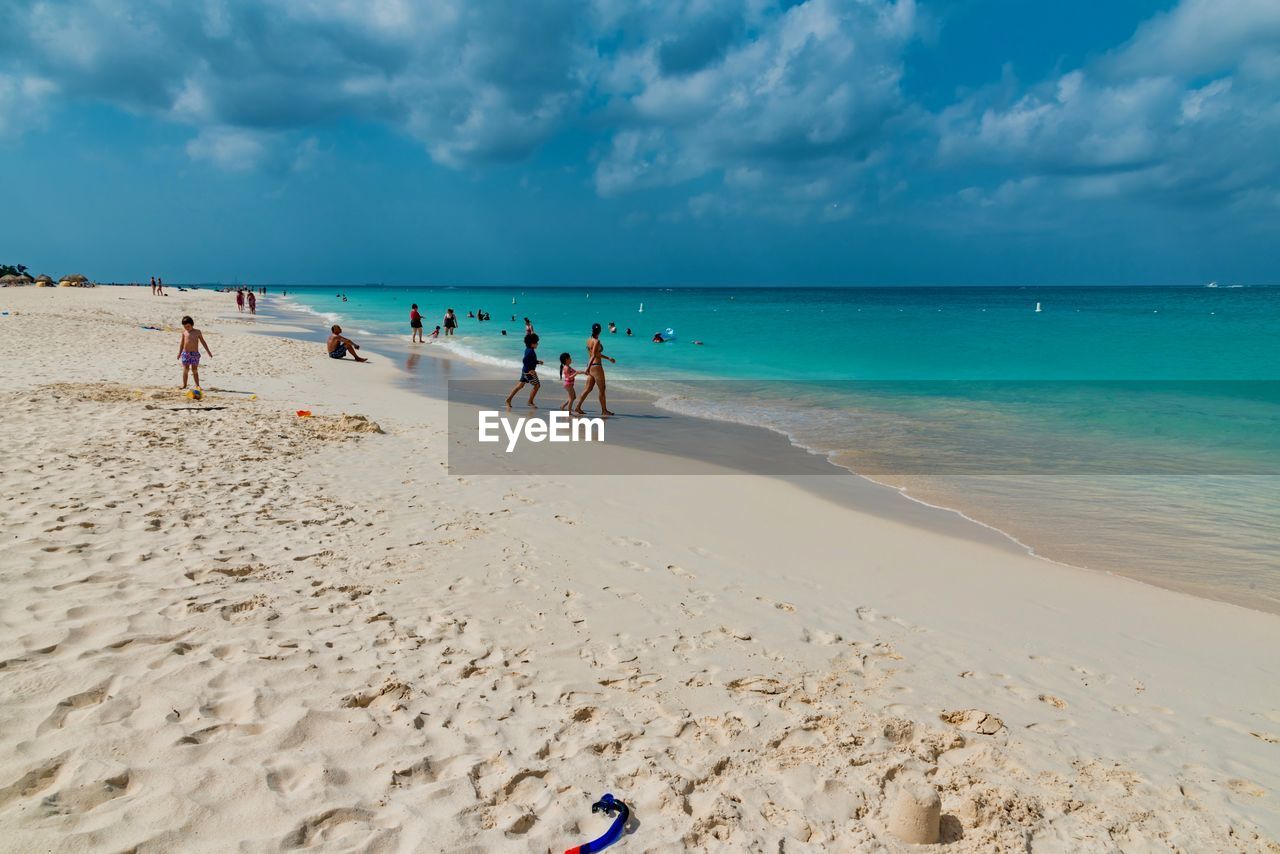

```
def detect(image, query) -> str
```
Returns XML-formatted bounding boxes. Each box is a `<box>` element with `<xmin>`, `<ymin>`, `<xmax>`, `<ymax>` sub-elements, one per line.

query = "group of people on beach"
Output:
<box><xmin>409</xmin><ymin>304</ymin><xmax>442</xmax><ymax>343</ymax></box>
<box><xmin>149</xmin><ymin>276</ymin><xmax>165</xmax><ymax>296</ymax></box>
<box><xmin>505</xmin><ymin>322</ymin><xmax>615</xmax><ymax>415</ymax></box>
<box><xmin>402</xmin><ymin>302</ymin><xmax>623</xmax><ymax>414</ymax></box>
<box><xmin>169</xmin><ymin>296</ymin><xmax>616</xmax><ymax>417</ymax></box>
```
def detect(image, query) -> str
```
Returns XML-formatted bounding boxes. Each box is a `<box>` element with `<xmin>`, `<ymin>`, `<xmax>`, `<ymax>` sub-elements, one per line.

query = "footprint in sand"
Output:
<box><xmin>267</xmin><ymin>762</ymin><xmax>329</xmax><ymax>796</ymax></box>
<box><xmin>281</xmin><ymin>807</ymin><xmax>388</xmax><ymax>849</ymax></box>
<box><xmin>1227</xmin><ymin>778</ymin><xmax>1266</xmax><ymax>798</ymax></box>
<box><xmin>1206</xmin><ymin>715</ymin><xmax>1280</xmax><ymax>746</ymax></box>
<box><xmin>1038</xmin><ymin>693</ymin><xmax>1068</xmax><ymax>710</ymax></box>
<box><xmin>0</xmin><ymin>754</ymin><xmax>67</xmax><ymax>807</ymax></box>
<box><xmin>41</xmin><ymin>771</ymin><xmax>131</xmax><ymax>816</ymax></box>
<box><xmin>390</xmin><ymin>758</ymin><xmax>438</xmax><ymax>788</ymax></box>
<box><xmin>37</xmin><ymin>681</ymin><xmax>111</xmax><ymax>734</ymax></box>
<box><xmin>801</xmin><ymin>628</ymin><xmax>843</xmax><ymax>645</ymax></box>
<box><xmin>727</xmin><ymin>676</ymin><xmax>786</xmax><ymax>695</ymax></box>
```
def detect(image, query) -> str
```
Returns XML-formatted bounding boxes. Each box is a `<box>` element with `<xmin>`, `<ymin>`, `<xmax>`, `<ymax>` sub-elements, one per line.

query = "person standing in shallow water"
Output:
<box><xmin>443</xmin><ymin>308</ymin><xmax>457</xmax><ymax>336</ymax></box>
<box><xmin>410</xmin><ymin>304</ymin><xmax>424</xmax><ymax>343</ymax></box>
<box><xmin>574</xmin><ymin>322</ymin><xmax>616</xmax><ymax>416</ymax></box>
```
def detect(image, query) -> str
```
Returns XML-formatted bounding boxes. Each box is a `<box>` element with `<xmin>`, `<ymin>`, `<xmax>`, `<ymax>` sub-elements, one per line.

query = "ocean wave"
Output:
<box><xmin>277</xmin><ymin>295</ymin><xmax>343</xmax><ymax>326</ymax></box>
<box><xmin>437</xmin><ymin>339</ymin><xmax>520</xmax><ymax>371</ymax></box>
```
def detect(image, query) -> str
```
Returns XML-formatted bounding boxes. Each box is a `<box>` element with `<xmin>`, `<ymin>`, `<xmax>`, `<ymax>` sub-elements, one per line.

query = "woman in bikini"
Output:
<box><xmin>574</xmin><ymin>322</ymin><xmax>616</xmax><ymax>416</ymax></box>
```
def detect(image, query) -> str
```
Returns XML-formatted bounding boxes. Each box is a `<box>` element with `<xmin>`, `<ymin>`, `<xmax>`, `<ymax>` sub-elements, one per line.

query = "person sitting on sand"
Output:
<box><xmin>178</xmin><ymin>316</ymin><xmax>213</xmax><ymax>389</ymax></box>
<box><xmin>505</xmin><ymin>333</ymin><xmax>543</xmax><ymax>408</ymax></box>
<box><xmin>327</xmin><ymin>325</ymin><xmax>368</xmax><ymax>362</ymax></box>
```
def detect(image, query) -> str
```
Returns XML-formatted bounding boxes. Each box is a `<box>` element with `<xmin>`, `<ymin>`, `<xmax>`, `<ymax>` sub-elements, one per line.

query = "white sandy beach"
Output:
<box><xmin>1</xmin><ymin>286</ymin><xmax>1277</xmax><ymax>852</ymax></box>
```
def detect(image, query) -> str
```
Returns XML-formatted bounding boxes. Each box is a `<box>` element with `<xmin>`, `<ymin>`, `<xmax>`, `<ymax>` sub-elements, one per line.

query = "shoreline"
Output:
<box><xmin>269</xmin><ymin>290</ymin><xmax>1280</xmax><ymax>617</ymax></box>
<box><xmin>3</xmin><ymin>285</ymin><xmax>1275</xmax><ymax>850</ymax></box>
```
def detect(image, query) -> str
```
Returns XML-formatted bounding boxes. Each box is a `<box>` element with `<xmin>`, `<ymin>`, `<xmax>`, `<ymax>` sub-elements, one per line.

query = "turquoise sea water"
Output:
<box><xmin>276</xmin><ymin>284</ymin><xmax>1280</xmax><ymax>611</ymax></box>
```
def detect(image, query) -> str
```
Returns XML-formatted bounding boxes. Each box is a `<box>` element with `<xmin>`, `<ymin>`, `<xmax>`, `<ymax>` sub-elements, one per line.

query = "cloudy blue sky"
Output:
<box><xmin>1</xmin><ymin>0</ymin><xmax>1277</xmax><ymax>285</ymax></box>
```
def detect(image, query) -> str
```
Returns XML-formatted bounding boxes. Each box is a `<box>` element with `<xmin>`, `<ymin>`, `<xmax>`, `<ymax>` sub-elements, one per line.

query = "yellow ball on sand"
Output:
<box><xmin>188</xmin><ymin>389</ymin><xmax>202</xmax><ymax>401</ymax></box>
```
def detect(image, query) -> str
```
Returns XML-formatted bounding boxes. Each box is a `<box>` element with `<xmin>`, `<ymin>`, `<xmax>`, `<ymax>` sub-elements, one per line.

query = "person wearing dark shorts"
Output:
<box><xmin>443</xmin><ymin>308</ymin><xmax>457</xmax><ymax>336</ymax></box>
<box><xmin>505</xmin><ymin>333</ymin><xmax>543</xmax><ymax>407</ymax></box>
<box><xmin>410</xmin><ymin>303</ymin><xmax>424</xmax><ymax>343</ymax></box>
<box><xmin>327</xmin><ymin>324</ymin><xmax>367</xmax><ymax>362</ymax></box>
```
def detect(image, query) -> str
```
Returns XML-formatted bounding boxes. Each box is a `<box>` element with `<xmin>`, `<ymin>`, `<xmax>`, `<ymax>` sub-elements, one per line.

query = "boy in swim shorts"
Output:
<box><xmin>505</xmin><ymin>333</ymin><xmax>543</xmax><ymax>408</ymax></box>
<box><xmin>177</xmin><ymin>316</ymin><xmax>213</xmax><ymax>389</ymax></box>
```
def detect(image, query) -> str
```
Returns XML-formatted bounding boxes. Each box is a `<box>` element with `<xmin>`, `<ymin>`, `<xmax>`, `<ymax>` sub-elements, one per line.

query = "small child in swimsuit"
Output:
<box><xmin>558</xmin><ymin>352</ymin><xmax>581</xmax><ymax>411</ymax></box>
<box><xmin>177</xmin><ymin>315</ymin><xmax>213</xmax><ymax>389</ymax></box>
<box><xmin>505</xmin><ymin>333</ymin><xmax>543</xmax><ymax>408</ymax></box>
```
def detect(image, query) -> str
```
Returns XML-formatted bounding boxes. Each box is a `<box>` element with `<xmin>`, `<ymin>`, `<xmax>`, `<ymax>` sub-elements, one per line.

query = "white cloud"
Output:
<box><xmin>2</xmin><ymin>0</ymin><xmax>585</xmax><ymax>170</ymax></box>
<box><xmin>1</xmin><ymin>0</ymin><xmax>1274</xmax><ymax>222</ymax></box>
<box><xmin>937</xmin><ymin>0</ymin><xmax>1280</xmax><ymax>210</ymax></box>
<box><xmin>592</xmin><ymin>0</ymin><xmax>919</xmax><ymax>215</ymax></box>
<box><xmin>0</xmin><ymin>75</ymin><xmax>57</xmax><ymax>137</ymax></box>
<box><xmin>185</xmin><ymin>127</ymin><xmax>271</xmax><ymax>171</ymax></box>
<box><xmin>1108</xmin><ymin>0</ymin><xmax>1280</xmax><ymax>79</ymax></box>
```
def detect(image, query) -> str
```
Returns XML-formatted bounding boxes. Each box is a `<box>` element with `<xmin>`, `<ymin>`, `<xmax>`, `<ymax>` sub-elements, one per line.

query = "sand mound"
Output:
<box><xmin>312</xmin><ymin>413</ymin><xmax>385</xmax><ymax>436</ymax></box>
<box><xmin>941</xmin><ymin>709</ymin><xmax>1005</xmax><ymax>735</ymax></box>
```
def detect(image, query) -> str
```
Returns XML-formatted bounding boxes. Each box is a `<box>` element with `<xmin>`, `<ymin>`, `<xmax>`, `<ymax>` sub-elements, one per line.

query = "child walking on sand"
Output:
<box><xmin>558</xmin><ymin>352</ymin><xmax>580</xmax><ymax>410</ymax></box>
<box><xmin>177</xmin><ymin>316</ymin><xmax>213</xmax><ymax>389</ymax></box>
<box><xmin>505</xmin><ymin>333</ymin><xmax>543</xmax><ymax>408</ymax></box>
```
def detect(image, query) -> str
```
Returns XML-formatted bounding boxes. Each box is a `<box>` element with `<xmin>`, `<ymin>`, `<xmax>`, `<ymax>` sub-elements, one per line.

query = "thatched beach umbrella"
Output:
<box><xmin>59</xmin><ymin>273</ymin><xmax>89</xmax><ymax>287</ymax></box>
<box><xmin>0</xmin><ymin>274</ymin><xmax>23</xmax><ymax>286</ymax></box>
<box><xmin>35</xmin><ymin>274</ymin><xmax>53</xmax><ymax>284</ymax></box>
